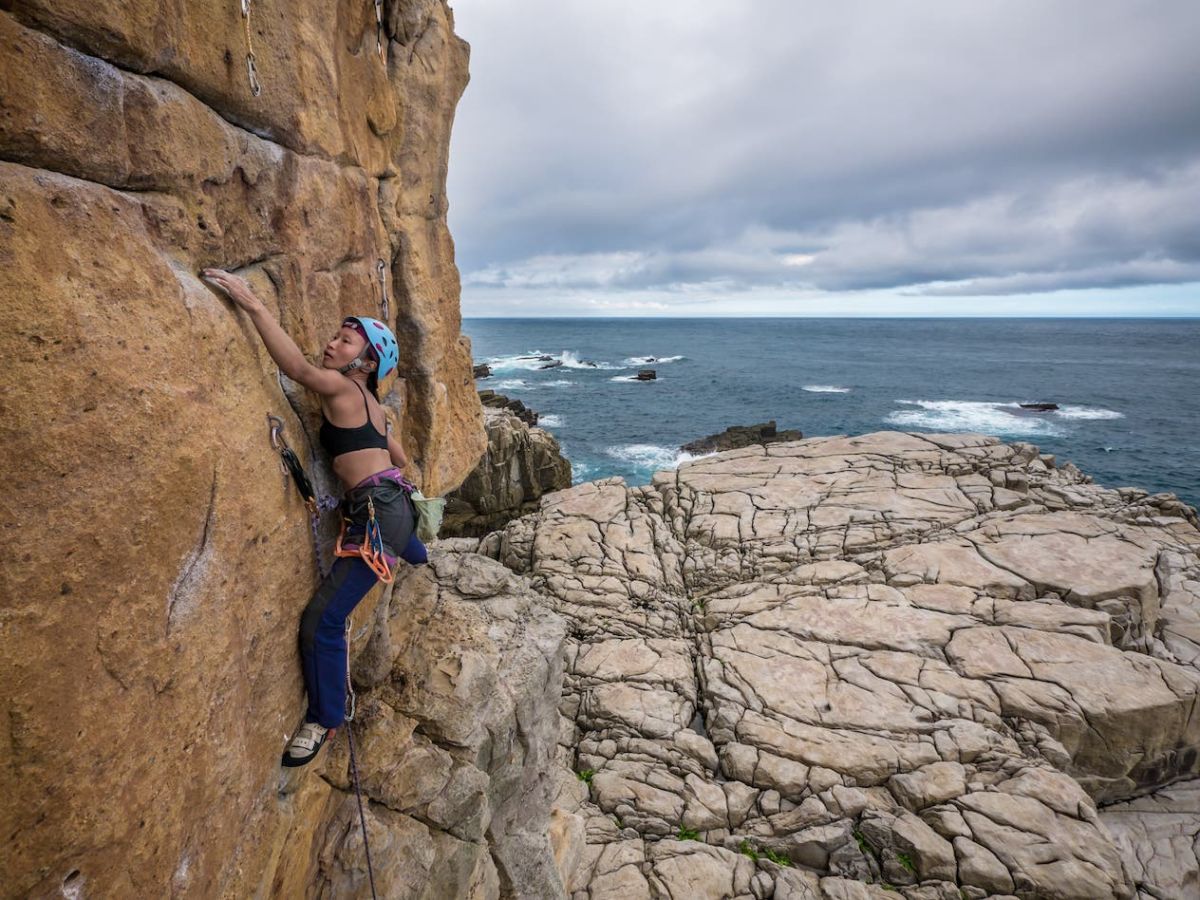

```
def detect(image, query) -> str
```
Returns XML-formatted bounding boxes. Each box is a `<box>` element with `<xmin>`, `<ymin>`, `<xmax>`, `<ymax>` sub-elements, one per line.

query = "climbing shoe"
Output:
<box><xmin>281</xmin><ymin>722</ymin><xmax>333</xmax><ymax>768</ymax></box>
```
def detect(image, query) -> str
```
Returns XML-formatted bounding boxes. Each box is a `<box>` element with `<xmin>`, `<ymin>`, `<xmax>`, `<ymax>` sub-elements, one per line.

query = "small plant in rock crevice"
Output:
<box><xmin>762</xmin><ymin>847</ymin><xmax>792</xmax><ymax>867</ymax></box>
<box><xmin>896</xmin><ymin>851</ymin><xmax>915</xmax><ymax>874</ymax></box>
<box><xmin>738</xmin><ymin>839</ymin><xmax>759</xmax><ymax>861</ymax></box>
<box><xmin>676</xmin><ymin>825</ymin><xmax>700</xmax><ymax>841</ymax></box>
<box><xmin>576</xmin><ymin>768</ymin><xmax>595</xmax><ymax>784</ymax></box>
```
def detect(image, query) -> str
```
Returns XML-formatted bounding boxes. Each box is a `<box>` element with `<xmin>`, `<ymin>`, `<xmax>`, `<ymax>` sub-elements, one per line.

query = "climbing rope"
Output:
<box><xmin>375</xmin><ymin>260</ymin><xmax>390</xmax><ymax>324</ymax></box>
<box><xmin>374</xmin><ymin>0</ymin><xmax>385</xmax><ymax>59</ymax></box>
<box><xmin>344</xmin><ymin>626</ymin><xmax>379</xmax><ymax>899</ymax></box>
<box><xmin>240</xmin><ymin>0</ymin><xmax>262</xmax><ymax>97</ymax></box>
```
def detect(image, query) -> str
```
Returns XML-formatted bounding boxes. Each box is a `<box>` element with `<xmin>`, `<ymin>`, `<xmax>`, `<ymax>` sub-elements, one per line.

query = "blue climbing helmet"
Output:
<box><xmin>342</xmin><ymin>316</ymin><xmax>399</xmax><ymax>380</ymax></box>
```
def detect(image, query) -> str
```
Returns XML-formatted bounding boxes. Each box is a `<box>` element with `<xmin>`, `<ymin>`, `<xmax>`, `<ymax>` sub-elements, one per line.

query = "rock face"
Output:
<box><xmin>443</xmin><ymin>403</ymin><xmax>573</xmax><ymax>538</ymax></box>
<box><xmin>0</xmin><ymin>3</ymin><xmax>493</xmax><ymax>897</ymax></box>
<box><xmin>479</xmin><ymin>388</ymin><xmax>541</xmax><ymax>427</ymax></box>
<box><xmin>478</xmin><ymin>431</ymin><xmax>1200</xmax><ymax>899</ymax></box>
<box><xmin>273</xmin><ymin>548</ymin><xmax>569</xmax><ymax>899</ymax></box>
<box><xmin>682</xmin><ymin>420</ymin><xmax>805</xmax><ymax>454</ymax></box>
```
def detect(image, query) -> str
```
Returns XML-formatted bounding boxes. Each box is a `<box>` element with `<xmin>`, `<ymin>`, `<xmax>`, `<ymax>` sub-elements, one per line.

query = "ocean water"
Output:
<box><xmin>462</xmin><ymin>318</ymin><xmax>1200</xmax><ymax>510</ymax></box>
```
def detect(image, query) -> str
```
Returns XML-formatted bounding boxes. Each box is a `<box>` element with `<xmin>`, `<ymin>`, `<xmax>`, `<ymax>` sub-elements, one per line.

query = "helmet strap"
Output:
<box><xmin>338</xmin><ymin>352</ymin><xmax>377</xmax><ymax>376</ymax></box>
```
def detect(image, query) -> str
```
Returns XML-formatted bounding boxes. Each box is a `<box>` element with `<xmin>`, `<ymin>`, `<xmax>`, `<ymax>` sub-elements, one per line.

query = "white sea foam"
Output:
<box><xmin>544</xmin><ymin>380</ymin><xmax>575</xmax><ymax>387</ymax></box>
<box><xmin>1053</xmin><ymin>405</ymin><xmax>1124</xmax><ymax>420</ymax></box>
<box><xmin>538</xmin><ymin>414</ymin><xmax>563</xmax><ymax>427</ymax></box>
<box><xmin>610</xmin><ymin>374</ymin><xmax>660</xmax><ymax>383</ymax></box>
<box><xmin>885</xmin><ymin>400</ymin><xmax>1066</xmax><ymax>437</ymax></box>
<box><xmin>623</xmin><ymin>355</ymin><xmax>685</xmax><ymax>365</ymax></box>
<box><xmin>485</xmin><ymin>350</ymin><xmax>620</xmax><ymax>372</ymax></box>
<box><xmin>802</xmin><ymin>385</ymin><xmax>851</xmax><ymax>393</ymax></box>
<box><xmin>605</xmin><ymin>444</ymin><xmax>708</xmax><ymax>471</ymax></box>
<box><xmin>494</xmin><ymin>379</ymin><xmax>530</xmax><ymax>390</ymax></box>
<box><xmin>484</xmin><ymin>352</ymin><xmax>553</xmax><ymax>373</ymax></box>
<box><xmin>560</xmin><ymin>350</ymin><xmax>621</xmax><ymax>369</ymax></box>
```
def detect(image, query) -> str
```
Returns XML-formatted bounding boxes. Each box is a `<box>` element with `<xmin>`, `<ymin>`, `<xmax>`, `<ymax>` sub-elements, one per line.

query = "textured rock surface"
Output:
<box><xmin>443</xmin><ymin>404</ymin><xmax>573</xmax><ymax>538</ymax></box>
<box><xmin>0</xmin><ymin>3</ymin><xmax>495</xmax><ymax>897</ymax></box>
<box><xmin>1103</xmin><ymin>779</ymin><xmax>1200</xmax><ymax>899</ymax></box>
<box><xmin>480</xmin><ymin>431</ymin><xmax>1200</xmax><ymax>899</ymax></box>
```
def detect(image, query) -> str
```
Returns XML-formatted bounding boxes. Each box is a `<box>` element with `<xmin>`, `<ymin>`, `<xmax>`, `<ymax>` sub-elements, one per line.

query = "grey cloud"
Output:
<box><xmin>448</xmin><ymin>0</ymin><xmax>1200</xmax><ymax>301</ymax></box>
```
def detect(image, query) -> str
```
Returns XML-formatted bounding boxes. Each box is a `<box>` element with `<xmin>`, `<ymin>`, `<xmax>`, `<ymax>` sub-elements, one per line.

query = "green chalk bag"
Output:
<box><xmin>409</xmin><ymin>489</ymin><xmax>445</xmax><ymax>543</ymax></box>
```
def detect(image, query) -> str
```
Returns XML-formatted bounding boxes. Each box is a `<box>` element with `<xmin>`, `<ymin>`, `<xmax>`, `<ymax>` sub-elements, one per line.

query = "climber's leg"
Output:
<box><xmin>400</xmin><ymin>532</ymin><xmax>428</xmax><ymax>565</ymax></box>
<box><xmin>298</xmin><ymin>557</ymin><xmax>379</xmax><ymax>729</ymax></box>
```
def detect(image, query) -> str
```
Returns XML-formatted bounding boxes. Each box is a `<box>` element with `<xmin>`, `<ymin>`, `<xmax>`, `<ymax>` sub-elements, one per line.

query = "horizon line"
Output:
<box><xmin>462</xmin><ymin>314</ymin><xmax>1200</xmax><ymax>320</ymax></box>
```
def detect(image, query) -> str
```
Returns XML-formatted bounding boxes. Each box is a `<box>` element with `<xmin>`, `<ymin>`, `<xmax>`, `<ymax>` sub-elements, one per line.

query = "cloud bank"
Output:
<box><xmin>447</xmin><ymin>1</ymin><xmax>1200</xmax><ymax>314</ymax></box>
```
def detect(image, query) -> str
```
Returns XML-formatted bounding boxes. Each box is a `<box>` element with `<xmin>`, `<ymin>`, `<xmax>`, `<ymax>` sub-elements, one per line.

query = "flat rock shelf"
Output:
<box><xmin>448</xmin><ymin>429</ymin><xmax>1200</xmax><ymax>900</ymax></box>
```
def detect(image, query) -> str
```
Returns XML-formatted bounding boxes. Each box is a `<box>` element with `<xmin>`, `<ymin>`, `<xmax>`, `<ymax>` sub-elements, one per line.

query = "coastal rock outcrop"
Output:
<box><xmin>1</xmin><ymin>3</ymin><xmax>491</xmax><ymax>896</ymax></box>
<box><xmin>682</xmin><ymin>420</ymin><xmax>805</xmax><ymax>454</ymax></box>
<box><xmin>443</xmin><ymin>400</ymin><xmax>573</xmax><ymax>538</ymax></box>
<box><xmin>478</xmin><ymin>430</ymin><xmax>1200</xmax><ymax>899</ymax></box>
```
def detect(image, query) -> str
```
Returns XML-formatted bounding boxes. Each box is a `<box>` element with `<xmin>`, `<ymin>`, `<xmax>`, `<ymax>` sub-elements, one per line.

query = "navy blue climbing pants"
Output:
<box><xmin>299</xmin><ymin>474</ymin><xmax>415</xmax><ymax>728</ymax></box>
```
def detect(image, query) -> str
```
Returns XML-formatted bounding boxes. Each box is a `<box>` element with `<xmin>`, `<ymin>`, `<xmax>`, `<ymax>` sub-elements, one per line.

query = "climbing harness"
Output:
<box><xmin>374</xmin><ymin>0</ymin><xmax>386</xmax><ymax>59</ymax></box>
<box><xmin>375</xmin><ymin>260</ymin><xmax>390</xmax><ymax>324</ymax></box>
<box><xmin>344</xmin><ymin>627</ymin><xmax>379</xmax><ymax>899</ymax></box>
<box><xmin>240</xmin><ymin>0</ymin><xmax>262</xmax><ymax>97</ymax></box>
<box><xmin>334</xmin><ymin>495</ymin><xmax>395</xmax><ymax>583</ymax></box>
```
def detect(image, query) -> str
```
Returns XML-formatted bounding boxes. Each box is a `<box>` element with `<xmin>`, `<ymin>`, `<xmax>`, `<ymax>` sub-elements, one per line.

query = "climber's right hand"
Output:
<box><xmin>202</xmin><ymin>268</ymin><xmax>264</xmax><ymax>314</ymax></box>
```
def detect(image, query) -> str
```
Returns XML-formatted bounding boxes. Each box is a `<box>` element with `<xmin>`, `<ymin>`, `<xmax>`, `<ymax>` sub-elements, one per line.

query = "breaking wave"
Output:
<box><xmin>484</xmin><ymin>350</ymin><xmax>620</xmax><ymax>372</ymax></box>
<box><xmin>623</xmin><ymin>355</ymin><xmax>685</xmax><ymax>365</ymax></box>
<box><xmin>885</xmin><ymin>400</ymin><xmax>1066</xmax><ymax>437</ymax></box>
<box><xmin>604</xmin><ymin>444</ymin><xmax>709</xmax><ymax>471</ymax></box>
<box><xmin>1053</xmin><ymin>405</ymin><xmax>1124</xmax><ymax>420</ymax></box>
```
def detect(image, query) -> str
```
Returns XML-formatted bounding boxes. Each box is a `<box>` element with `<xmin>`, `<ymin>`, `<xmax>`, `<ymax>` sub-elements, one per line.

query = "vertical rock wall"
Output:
<box><xmin>0</xmin><ymin>2</ymin><xmax>491</xmax><ymax>896</ymax></box>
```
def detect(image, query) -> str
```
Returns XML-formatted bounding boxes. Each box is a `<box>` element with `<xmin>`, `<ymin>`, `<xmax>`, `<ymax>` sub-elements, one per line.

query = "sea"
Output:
<box><xmin>462</xmin><ymin>318</ymin><xmax>1200</xmax><ymax>510</ymax></box>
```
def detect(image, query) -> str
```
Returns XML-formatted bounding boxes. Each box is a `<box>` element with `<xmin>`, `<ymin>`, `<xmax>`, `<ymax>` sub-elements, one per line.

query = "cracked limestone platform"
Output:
<box><xmin>464</xmin><ymin>430</ymin><xmax>1200</xmax><ymax>899</ymax></box>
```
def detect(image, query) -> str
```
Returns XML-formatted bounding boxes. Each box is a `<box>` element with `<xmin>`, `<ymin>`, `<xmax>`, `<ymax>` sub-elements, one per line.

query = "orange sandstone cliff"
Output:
<box><xmin>0</xmin><ymin>3</ymin><xmax>575</xmax><ymax>897</ymax></box>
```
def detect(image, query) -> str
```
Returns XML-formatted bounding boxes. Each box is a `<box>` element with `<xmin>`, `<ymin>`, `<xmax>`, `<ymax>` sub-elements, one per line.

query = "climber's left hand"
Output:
<box><xmin>202</xmin><ymin>268</ymin><xmax>263</xmax><ymax>313</ymax></box>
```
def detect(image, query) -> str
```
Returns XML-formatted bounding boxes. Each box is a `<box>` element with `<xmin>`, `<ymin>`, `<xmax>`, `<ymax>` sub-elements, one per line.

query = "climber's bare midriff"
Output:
<box><xmin>322</xmin><ymin>388</ymin><xmax>398</xmax><ymax>488</ymax></box>
<box><xmin>332</xmin><ymin>447</ymin><xmax>395</xmax><ymax>489</ymax></box>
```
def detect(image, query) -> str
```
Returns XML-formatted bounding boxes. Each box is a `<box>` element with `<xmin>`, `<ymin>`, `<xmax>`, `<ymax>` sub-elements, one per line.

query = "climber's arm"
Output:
<box><xmin>387</xmin><ymin>431</ymin><xmax>408</xmax><ymax>469</ymax></box>
<box><xmin>202</xmin><ymin>268</ymin><xmax>344</xmax><ymax>396</ymax></box>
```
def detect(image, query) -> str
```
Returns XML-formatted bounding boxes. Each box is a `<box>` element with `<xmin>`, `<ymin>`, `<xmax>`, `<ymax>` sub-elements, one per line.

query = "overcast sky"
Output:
<box><xmin>446</xmin><ymin>1</ymin><xmax>1200</xmax><ymax>317</ymax></box>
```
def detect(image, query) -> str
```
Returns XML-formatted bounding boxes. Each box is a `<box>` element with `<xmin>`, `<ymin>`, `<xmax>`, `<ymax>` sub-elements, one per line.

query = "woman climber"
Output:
<box><xmin>203</xmin><ymin>268</ymin><xmax>422</xmax><ymax>767</ymax></box>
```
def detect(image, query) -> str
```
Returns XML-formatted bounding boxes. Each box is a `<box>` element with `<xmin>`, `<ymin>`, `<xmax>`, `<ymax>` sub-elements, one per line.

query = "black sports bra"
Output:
<box><xmin>319</xmin><ymin>384</ymin><xmax>388</xmax><ymax>458</ymax></box>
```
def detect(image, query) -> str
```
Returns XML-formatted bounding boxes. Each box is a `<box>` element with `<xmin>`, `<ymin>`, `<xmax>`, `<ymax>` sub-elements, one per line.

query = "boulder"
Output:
<box><xmin>441</xmin><ymin>404</ymin><xmax>572</xmax><ymax>538</ymax></box>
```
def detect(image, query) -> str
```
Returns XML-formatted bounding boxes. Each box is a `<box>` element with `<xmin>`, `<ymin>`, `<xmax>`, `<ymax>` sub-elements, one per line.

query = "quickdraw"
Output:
<box><xmin>240</xmin><ymin>0</ymin><xmax>262</xmax><ymax>97</ymax></box>
<box><xmin>268</xmin><ymin>414</ymin><xmax>339</xmax><ymax>577</ymax></box>
<box><xmin>334</xmin><ymin>495</ymin><xmax>395</xmax><ymax>583</ymax></box>
<box><xmin>375</xmin><ymin>259</ymin><xmax>390</xmax><ymax>323</ymax></box>
<box><xmin>374</xmin><ymin>0</ymin><xmax>385</xmax><ymax>59</ymax></box>
<box><xmin>268</xmin><ymin>414</ymin><xmax>317</xmax><ymax>517</ymax></box>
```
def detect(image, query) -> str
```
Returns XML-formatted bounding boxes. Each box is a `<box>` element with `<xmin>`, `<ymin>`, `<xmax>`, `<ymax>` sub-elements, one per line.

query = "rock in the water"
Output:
<box><xmin>478</xmin><ymin>388</ymin><xmax>541</xmax><ymax>427</ymax></box>
<box><xmin>637</xmin><ymin>369</ymin><xmax>658</xmax><ymax>381</ymax></box>
<box><xmin>442</xmin><ymin>403</ymin><xmax>572</xmax><ymax>537</ymax></box>
<box><xmin>682</xmin><ymin>420</ymin><xmax>805</xmax><ymax>454</ymax></box>
<box><xmin>474</xmin><ymin>363</ymin><xmax>493</xmax><ymax>378</ymax></box>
